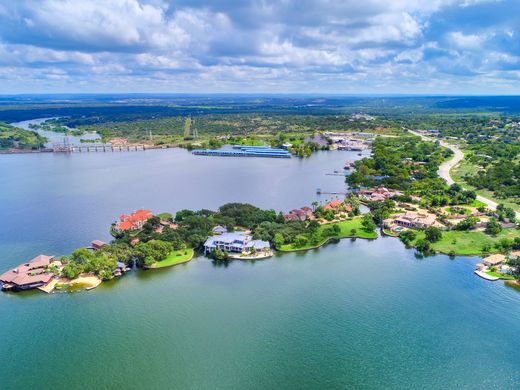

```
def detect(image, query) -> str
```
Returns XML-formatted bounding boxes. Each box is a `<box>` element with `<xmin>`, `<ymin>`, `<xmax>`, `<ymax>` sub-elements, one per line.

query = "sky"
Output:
<box><xmin>0</xmin><ymin>0</ymin><xmax>519</xmax><ymax>94</ymax></box>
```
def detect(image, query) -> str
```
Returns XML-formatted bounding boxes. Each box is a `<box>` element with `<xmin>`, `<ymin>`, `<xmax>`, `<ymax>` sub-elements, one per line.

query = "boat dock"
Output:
<box><xmin>316</xmin><ymin>188</ymin><xmax>349</xmax><ymax>195</ymax></box>
<box><xmin>474</xmin><ymin>270</ymin><xmax>499</xmax><ymax>281</ymax></box>
<box><xmin>193</xmin><ymin>145</ymin><xmax>291</xmax><ymax>158</ymax></box>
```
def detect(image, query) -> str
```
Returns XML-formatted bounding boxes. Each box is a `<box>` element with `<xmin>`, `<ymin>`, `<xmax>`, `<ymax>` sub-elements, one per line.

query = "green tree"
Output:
<box><xmin>485</xmin><ymin>218</ymin><xmax>502</xmax><ymax>235</ymax></box>
<box><xmin>274</xmin><ymin>233</ymin><xmax>284</xmax><ymax>249</ymax></box>
<box><xmin>424</xmin><ymin>226</ymin><xmax>442</xmax><ymax>243</ymax></box>
<box><xmin>361</xmin><ymin>213</ymin><xmax>377</xmax><ymax>232</ymax></box>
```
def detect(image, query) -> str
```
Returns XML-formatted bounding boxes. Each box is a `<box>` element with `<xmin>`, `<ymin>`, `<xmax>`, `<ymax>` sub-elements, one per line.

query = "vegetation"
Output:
<box><xmin>345</xmin><ymin>136</ymin><xmax>480</xmax><ymax>208</ymax></box>
<box><xmin>0</xmin><ymin>121</ymin><xmax>46</xmax><ymax>150</ymax></box>
<box><xmin>278</xmin><ymin>218</ymin><xmax>377</xmax><ymax>251</ymax></box>
<box><xmin>147</xmin><ymin>248</ymin><xmax>194</xmax><ymax>269</ymax></box>
<box><xmin>407</xmin><ymin>229</ymin><xmax>520</xmax><ymax>256</ymax></box>
<box><xmin>61</xmin><ymin>248</ymin><xmax>117</xmax><ymax>280</ymax></box>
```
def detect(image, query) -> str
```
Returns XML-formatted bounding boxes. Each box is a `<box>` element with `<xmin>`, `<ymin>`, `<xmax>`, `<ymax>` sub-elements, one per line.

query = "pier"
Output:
<box><xmin>193</xmin><ymin>145</ymin><xmax>291</xmax><ymax>158</ymax></box>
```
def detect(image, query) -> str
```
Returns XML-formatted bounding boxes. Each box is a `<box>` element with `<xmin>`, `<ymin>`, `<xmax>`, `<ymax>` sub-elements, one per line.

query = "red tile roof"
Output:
<box><xmin>324</xmin><ymin>200</ymin><xmax>344</xmax><ymax>210</ymax></box>
<box><xmin>117</xmin><ymin>220</ymin><xmax>136</xmax><ymax>231</ymax></box>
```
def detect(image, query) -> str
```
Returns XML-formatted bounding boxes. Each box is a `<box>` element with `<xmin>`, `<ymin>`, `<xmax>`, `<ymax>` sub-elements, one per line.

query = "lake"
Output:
<box><xmin>0</xmin><ymin>144</ymin><xmax>519</xmax><ymax>389</ymax></box>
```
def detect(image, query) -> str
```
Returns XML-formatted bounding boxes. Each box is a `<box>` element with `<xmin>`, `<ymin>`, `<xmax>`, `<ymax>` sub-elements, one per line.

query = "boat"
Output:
<box><xmin>474</xmin><ymin>270</ymin><xmax>499</xmax><ymax>281</ymax></box>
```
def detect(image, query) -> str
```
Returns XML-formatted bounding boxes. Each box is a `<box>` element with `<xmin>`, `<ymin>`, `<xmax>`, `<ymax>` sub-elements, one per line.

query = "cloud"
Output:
<box><xmin>0</xmin><ymin>0</ymin><xmax>518</xmax><ymax>93</ymax></box>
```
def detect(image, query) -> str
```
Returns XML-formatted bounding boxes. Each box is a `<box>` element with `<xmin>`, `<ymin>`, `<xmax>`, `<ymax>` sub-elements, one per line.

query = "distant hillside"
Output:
<box><xmin>0</xmin><ymin>122</ymin><xmax>46</xmax><ymax>150</ymax></box>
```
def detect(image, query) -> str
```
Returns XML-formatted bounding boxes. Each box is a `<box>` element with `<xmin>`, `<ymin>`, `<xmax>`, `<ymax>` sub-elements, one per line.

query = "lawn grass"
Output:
<box><xmin>279</xmin><ymin>218</ymin><xmax>377</xmax><ymax>251</ymax></box>
<box><xmin>486</xmin><ymin>271</ymin><xmax>516</xmax><ymax>280</ymax></box>
<box><xmin>411</xmin><ymin>228</ymin><xmax>520</xmax><ymax>256</ymax></box>
<box><xmin>148</xmin><ymin>248</ymin><xmax>194</xmax><ymax>269</ymax></box>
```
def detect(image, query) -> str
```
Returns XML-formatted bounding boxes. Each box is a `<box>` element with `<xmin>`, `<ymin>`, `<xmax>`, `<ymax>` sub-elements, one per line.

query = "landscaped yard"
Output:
<box><xmin>279</xmin><ymin>217</ymin><xmax>377</xmax><ymax>251</ymax></box>
<box><xmin>411</xmin><ymin>229</ymin><xmax>520</xmax><ymax>256</ymax></box>
<box><xmin>486</xmin><ymin>271</ymin><xmax>516</xmax><ymax>280</ymax></box>
<box><xmin>148</xmin><ymin>248</ymin><xmax>194</xmax><ymax>269</ymax></box>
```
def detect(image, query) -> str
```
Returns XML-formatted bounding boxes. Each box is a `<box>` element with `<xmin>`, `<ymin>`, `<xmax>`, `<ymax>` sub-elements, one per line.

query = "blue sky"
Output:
<box><xmin>0</xmin><ymin>0</ymin><xmax>519</xmax><ymax>94</ymax></box>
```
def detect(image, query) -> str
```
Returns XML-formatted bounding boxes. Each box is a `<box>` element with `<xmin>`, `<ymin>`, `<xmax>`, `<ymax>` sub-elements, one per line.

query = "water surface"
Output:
<box><xmin>0</xmin><ymin>140</ymin><xmax>519</xmax><ymax>389</ymax></box>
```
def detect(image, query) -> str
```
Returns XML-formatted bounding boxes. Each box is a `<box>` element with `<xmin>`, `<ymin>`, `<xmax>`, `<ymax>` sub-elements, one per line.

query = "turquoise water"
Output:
<box><xmin>1</xmin><ymin>146</ymin><xmax>520</xmax><ymax>389</ymax></box>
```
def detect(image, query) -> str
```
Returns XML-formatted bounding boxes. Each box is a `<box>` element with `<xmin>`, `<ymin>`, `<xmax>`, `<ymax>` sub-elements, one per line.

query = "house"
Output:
<box><xmin>0</xmin><ymin>255</ymin><xmax>55</xmax><ymax>291</ymax></box>
<box><xmin>324</xmin><ymin>199</ymin><xmax>343</xmax><ymax>211</ymax></box>
<box><xmin>509</xmin><ymin>250</ymin><xmax>520</xmax><ymax>260</ymax></box>
<box><xmin>323</xmin><ymin>200</ymin><xmax>351</xmax><ymax>213</ymax></box>
<box><xmin>91</xmin><ymin>240</ymin><xmax>107</xmax><ymax>250</ymax></box>
<box><xmin>212</xmin><ymin>225</ymin><xmax>228</xmax><ymax>235</ymax></box>
<box><xmin>203</xmin><ymin>232</ymin><xmax>270</xmax><ymax>254</ymax></box>
<box><xmin>359</xmin><ymin>186</ymin><xmax>402</xmax><ymax>202</ymax></box>
<box><xmin>115</xmin><ymin>209</ymin><xmax>153</xmax><ymax>232</ymax></box>
<box><xmin>112</xmin><ymin>261</ymin><xmax>130</xmax><ymax>277</ymax></box>
<box><xmin>283</xmin><ymin>207</ymin><xmax>315</xmax><ymax>221</ymax></box>
<box><xmin>483</xmin><ymin>254</ymin><xmax>506</xmax><ymax>267</ymax></box>
<box><xmin>384</xmin><ymin>211</ymin><xmax>437</xmax><ymax>230</ymax></box>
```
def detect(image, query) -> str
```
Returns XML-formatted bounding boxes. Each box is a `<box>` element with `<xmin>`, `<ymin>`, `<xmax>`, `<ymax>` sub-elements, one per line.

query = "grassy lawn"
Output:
<box><xmin>486</xmin><ymin>271</ymin><xmax>516</xmax><ymax>280</ymax></box>
<box><xmin>411</xmin><ymin>228</ymin><xmax>520</xmax><ymax>256</ymax></box>
<box><xmin>148</xmin><ymin>248</ymin><xmax>194</xmax><ymax>269</ymax></box>
<box><xmin>279</xmin><ymin>218</ymin><xmax>377</xmax><ymax>251</ymax></box>
<box><xmin>451</xmin><ymin>159</ymin><xmax>519</xmax><ymax>212</ymax></box>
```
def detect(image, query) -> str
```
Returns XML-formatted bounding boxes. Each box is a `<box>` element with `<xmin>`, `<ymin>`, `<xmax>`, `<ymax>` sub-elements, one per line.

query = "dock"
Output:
<box><xmin>193</xmin><ymin>145</ymin><xmax>291</xmax><ymax>158</ymax></box>
<box><xmin>474</xmin><ymin>270</ymin><xmax>499</xmax><ymax>281</ymax></box>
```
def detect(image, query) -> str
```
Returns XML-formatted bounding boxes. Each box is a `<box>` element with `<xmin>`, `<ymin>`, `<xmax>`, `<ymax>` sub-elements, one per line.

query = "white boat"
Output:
<box><xmin>474</xmin><ymin>270</ymin><xmax>499</xmax><ymax>281</ymax></box>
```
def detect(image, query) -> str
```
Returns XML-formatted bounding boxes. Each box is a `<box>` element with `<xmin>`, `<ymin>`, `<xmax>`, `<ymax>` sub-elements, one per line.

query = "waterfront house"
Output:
<box><xmin>323</xmin><ymin>200</ymin><xmax>351</xmax><ymax>213</ymax></box>
<box><xmin>359</xmin><ymin>186</ymin><xmax>402</xmax><ymax>202</ymax></box>
<box><xmin>203</xmin><ymin>232</ymin><xmax>270</xmax><ymax>254</ymax></box>
<box><xmin>115</xmin><ymin>209</ymin><xmax>153</xmax><ymax>232</ymax></box>
<box><xmin>0</xmin><ymin>255</ymin><xmax>54</xmax><ymax>291</ymax></box>
<box><xmin>384</xmin><ymin>211</ymin><xmax>437</xmax><ymax>230</ymax></box>
<box><xmin>284</xmin><ymin>207</ymin><xmax>315</xmax><ymax>222</ymax></box>
<box><xmin>483</xmin><ymin>254</ymin><xmax>506</xmax><ymax>267</ymax></box>
<box><xmin>91</xmin><ymin>240</ymin><xmax>107</xmax><ymax>250</ymax></box>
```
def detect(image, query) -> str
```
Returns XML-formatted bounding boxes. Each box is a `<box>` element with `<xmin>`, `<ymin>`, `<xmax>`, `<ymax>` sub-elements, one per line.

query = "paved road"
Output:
<box><xmin>407</xmin><ymin>130</ymin><xmax>516</xmax><ymax>216</ymax></box>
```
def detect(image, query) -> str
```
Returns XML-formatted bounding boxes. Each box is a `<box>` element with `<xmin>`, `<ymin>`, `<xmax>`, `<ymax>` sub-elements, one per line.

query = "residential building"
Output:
<box><xmin>203</xmin><ymin>232</ymin><xmax>270</xmax><ymax>254</ymax></box>
<box><xmin>212</xmin><ymin>225</ymin><xmax>228</xmax><ymax>235</ymax></box>
<box><xmin>323</xmin><ymin>200</ymin><xmax>351</xmax><ymax>213</ymax></box>
<box><xmin>284</xmin><ymin>207</ymin><xmax>315</xmax><ymax>221</ymax></box>
<box><xmin>91</xmin><ymin>240</ymin><xmax>107</xmax><ymax>250</ymax></box>
<box><xmin>115</xmin><ymin>209</ymin><xmax>153</xmax><ymax>231</ymax></box>
<box><xmin>0</xmin><ymin>255</ymin><xmax>55</xmax><ymax>291</ymax></box>
<box><xmin>483</xmin><ymin>254</ymin><xmax>506</xmax><ymax>267</ymax></box>
<box><xmin>384</xmin><ymin>211</ymin><xmax>437</xmax><ymax>230</ymax></box>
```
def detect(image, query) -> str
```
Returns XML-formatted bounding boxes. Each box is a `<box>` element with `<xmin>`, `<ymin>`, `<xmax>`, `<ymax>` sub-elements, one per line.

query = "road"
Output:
<box><xmin>407</xmin><ymin>130</ymin><xmax>517</xmax><ymax>217</ymax></box>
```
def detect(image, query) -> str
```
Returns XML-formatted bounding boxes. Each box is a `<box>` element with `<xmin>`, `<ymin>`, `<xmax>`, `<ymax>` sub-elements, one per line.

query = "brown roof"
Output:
<box><xmin>12</xmin><ymin>273</ymin><xmax>52</xmax><ymax>286</ymax></box>
<box><xmin>28</xmin><ymin>255</ymin><xmax>54</xmax><ymax>269</ymax></box>
<box><xmin>483</xmin><ymin>254</ymin><xmax>506</xmax><ymax>266</ymax></box>
<box><xmin>91</xmin><ymin>240</ymin><xmax>107</xmax><ymax>248</ymax></box>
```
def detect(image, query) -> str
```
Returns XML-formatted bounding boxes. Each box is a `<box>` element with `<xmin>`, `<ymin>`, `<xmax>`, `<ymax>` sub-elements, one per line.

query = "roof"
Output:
<box><xmin>28</xmin><ymin>255</ymin><xmax>54</xmax><ymax>269</ymax></box>
<box><xmin>483</xmin><ymin>254</ymin><xmax>506</xmax><ymax>265</ymax></box>
<box><xmin>204</xmin><ymin>232</ymin><xmax>251</xmax><ymax>247</ymax></box>
<box><xmin>12</xmin><ymin>273</ymin><xmax>52</xmax><ymax>286</ymax></box>
<box><xmin>117</xmin><ymin>220</ymin><xmax>136</xmax><ymax>231</ymax></box>
<box><xmin>251</xmin><ymin>240</ymin><xmax>271</xmax><ymax>250</ymax></box>
<box><xmin>91</xmin><ymin>240</ymin><xmax>106</xmax><ymax>247</ymax></box>
<box><xmin>324</xmin><ymin>200</ymin><xmax>344</xmax><ymax>210</ymax></box>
